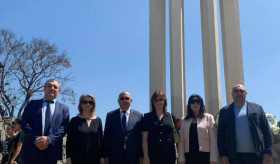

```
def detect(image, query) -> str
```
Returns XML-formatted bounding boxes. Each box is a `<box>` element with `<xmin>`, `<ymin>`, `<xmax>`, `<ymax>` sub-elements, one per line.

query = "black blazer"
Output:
<box><xmin>104</xmin><ymin>109</ymin><xmax>143</xmax><ymax>164</ymax></box>
<box><xmin>21</xmin><ymin>99</ymin><xmax>70</xmax><ymax>160</ymax></box>
<box><xmin>217</xmin><ymin>101</ymin><xmax>272</xmax><ymax>159</ymax></box>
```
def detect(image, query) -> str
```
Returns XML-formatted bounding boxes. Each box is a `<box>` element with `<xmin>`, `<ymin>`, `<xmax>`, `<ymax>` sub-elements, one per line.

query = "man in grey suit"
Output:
<box><xmin>104</xmin><ymin>91</ymin><xmax>143</xmax><ymax>164</ymax></box>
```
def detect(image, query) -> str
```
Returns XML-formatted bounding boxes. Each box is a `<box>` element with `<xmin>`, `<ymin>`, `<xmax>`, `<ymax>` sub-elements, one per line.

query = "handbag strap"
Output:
<box><xmin>169</xmin><ymin>112</ymin><xmax>176</xmax><ymax>131</ymax></box>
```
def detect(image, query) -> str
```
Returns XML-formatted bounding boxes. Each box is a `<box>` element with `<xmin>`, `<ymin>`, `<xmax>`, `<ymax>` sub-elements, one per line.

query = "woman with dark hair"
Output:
<box><xmin>142</xmin><ymin>90</ymin><xmax>178</xmax><ymax>164</ymax></box>
<box><xmin>2</xmin><ymin>118</ymin><xmax>24</xmax><ymax>164</ymax></box>
<box><xmin>66</xmin><ymin>94</ymin><xmax>104</xmax><ymax>164</ymax></box>
<box><xmin>1</xmin><ymin>123</ymin><xmax>16</xmax><ymax>164</ymax></box>
<box><xmin>178</xmin><ymin>94</ymin><xmax>218</xmax><ymax>164</ymax></box>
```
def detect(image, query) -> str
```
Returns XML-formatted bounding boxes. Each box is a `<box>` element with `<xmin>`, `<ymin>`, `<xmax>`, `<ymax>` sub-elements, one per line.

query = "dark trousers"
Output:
<box><xmin>229</xmin><ymin>153</ymin><xmax>262</xmax><ymax>164</ymax></box>
<box><xmin>184</xmin><ymin>152</ymin><xmax>210</xmax><ymax>164</ymax></box>
<box><xmin>22</xmin><ymin>150</ymin><xmax>57</xmax><ymax>164</ymax></box>
<box><xmin>120</xmin><ymin>150</ymin><xmax>128</xmax><ymax>164</ymax></box>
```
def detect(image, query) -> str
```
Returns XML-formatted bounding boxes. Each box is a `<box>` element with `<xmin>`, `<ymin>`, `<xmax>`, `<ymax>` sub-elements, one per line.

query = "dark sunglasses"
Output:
<box><xmin>190</xmin><ymin>99</ymin><xmax>201</xmax><ymax>105</ymax></box>
<box><xmin>120</xmin><ymin>97</ymin><xmax>130</xmax><ymax>101</ymax></box>
<box><xmin>154</xmin><ymin>98</ymin><xmax>164</xmax><ymax>102</ymax></box>
<box><xmin>233</xmin><ymin>89</ymin><xmax>245</xmax><ymax>93</ymax></box>
<box><xmin>81</xmin><ymin>100</ymin><xmax>94</xmax><ymax>105</ymax></box>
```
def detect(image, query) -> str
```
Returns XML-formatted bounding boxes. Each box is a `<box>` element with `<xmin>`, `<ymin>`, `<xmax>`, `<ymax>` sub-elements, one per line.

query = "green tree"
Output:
<box><xmin>0</xmin><ymin>29</ymin><xmax>75</xmax><ymax>118</ymax></box>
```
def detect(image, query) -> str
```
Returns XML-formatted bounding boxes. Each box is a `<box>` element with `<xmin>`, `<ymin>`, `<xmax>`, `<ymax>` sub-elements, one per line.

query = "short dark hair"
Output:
<box><xmin>14</xmin><ymin>118</ymin><xmax>22</xmax><ymax>125</ymax></box>
<box><xmin>185</xmin><ymin>94</ymin><xmax>205</xmax><ymax>120</ymax></box>
<box><xmin>151</xmin><ymin>90</ymin><xmax>167</xmax><ymax>112</ymax></box>
<box><xmin>44</xmin><ymin>79</ymin><xmax>60</xmax><ymax>90</ymax></box>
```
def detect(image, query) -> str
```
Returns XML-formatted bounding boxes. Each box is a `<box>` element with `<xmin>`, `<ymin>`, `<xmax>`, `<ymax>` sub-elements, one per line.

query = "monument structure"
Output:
<box><xmin>149</xmin><ymin>0</ymin><xmax>244</xmax><ymax>118</ymax></box>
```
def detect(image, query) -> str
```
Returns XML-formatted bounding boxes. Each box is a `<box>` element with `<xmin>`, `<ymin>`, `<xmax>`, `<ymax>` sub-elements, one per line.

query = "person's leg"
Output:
<box><xmin>119</xmin><ymin>150</ymin><xmax>127</xmax><ymax>164</ymax></box>
<box><xmin>242</xmin><ymin>153</ymin><xmax>262</xmax><ymax>164</ymax></box>
<box><xmin>22</xmin><ymin>155</ymin><xmax>40</xmax><ymax>164</ymax></box>
<box><xmin>38</xmin><ymin>151</ymin><xmax>57</xmax><ymax>164</ymax></box>
<box><xmin>198</xmin><ymin>152</ymin><xmax>210</xmax><ymax>164</ymax></box>
<box><xmin>229</xmin><ymin>153</ymin><xmax>243</xmax><ymax>164</ymax></box>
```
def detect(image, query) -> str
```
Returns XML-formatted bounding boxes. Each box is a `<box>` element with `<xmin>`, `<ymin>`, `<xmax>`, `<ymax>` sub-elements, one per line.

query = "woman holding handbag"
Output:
<box><xmin>178</xmin><ymin>94</ymin><xmax>218</xmax><ymax>164</ymax></box>
<box><xmin>142</xmin><ymin>90</ymin><xmax>178</xmax><ymax>164</ymax></box>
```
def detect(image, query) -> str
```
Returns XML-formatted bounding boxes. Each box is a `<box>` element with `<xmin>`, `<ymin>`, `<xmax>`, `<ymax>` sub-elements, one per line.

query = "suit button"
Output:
<box><xmin>159</xmin><ymin>139</ymin><xmax>162</xmax><ymax>142</ymax></box>
<box><xmin>160</xmin><ymin>124</ymin><xmax>163</xmax><ymax>126</ymax></box>
<box><xmin>160</xmin><ymin>132</ymin><xmax>163</xmax><ymax>134</ymax></box>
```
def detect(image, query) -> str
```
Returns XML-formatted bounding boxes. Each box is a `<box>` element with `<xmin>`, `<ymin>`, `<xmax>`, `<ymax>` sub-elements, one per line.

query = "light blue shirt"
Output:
<box><xmin>42</xmin><ymin>99</ymin><xmax>56</xmax><ymax>136</ymax></box>
<box><xmin>234</xmin><ymin>103</ymin><xmax>255</xmax><ymax>153</ymax></box>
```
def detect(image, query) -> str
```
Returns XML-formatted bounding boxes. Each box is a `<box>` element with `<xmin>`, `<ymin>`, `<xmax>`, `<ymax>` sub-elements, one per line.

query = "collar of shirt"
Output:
<box><xmin>43</xmin><ymin>98</ymin><xmax>57</xmax><ymax>104</ymax></box>
<box><xmin>119</xmin><ymin>108</ymin><xmax>131</xmax><ymax>115</ymax></box>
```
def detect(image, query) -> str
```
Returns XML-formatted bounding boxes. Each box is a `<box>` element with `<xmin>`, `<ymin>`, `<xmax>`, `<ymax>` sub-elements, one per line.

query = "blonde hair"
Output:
<box><xmin>78</xmin><ymin>94</ymin><xmax>96</xmax><ymax>116</ymax></box>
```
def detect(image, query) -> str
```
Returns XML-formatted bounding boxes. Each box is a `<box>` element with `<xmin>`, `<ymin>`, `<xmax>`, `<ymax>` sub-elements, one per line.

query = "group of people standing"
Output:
<box><xmin>2</xmin><ymin>79</ymin><xmax>272</xmax><ymax>164</ymax></box>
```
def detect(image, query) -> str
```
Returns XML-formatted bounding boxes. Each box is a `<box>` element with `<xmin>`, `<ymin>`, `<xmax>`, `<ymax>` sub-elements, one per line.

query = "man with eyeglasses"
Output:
<box><xmin>104</xmin><ymin>91</ymin><xmax>143</xmax><ymax>164</ymax></box>
<box><xmin>21</xmin><ymin>79</ymin><xmax>70</xmax><ymax>164</ymax></box>
<box><xmin>217</xmin><ymin>84</ymin><xmax>272</xmax><ymax>164</ymax></box>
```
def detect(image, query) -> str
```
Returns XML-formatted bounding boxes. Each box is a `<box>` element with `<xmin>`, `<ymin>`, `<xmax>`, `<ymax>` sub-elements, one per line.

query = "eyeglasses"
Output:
<box><xmin>154</xmin><ymin>98</ymin><xmax>164</xmax><ymax>102</ymax></box>
<box><xmin>233</xmin><ymin>89</ymin><xmax>245</xmax><ymax>93</ymax></box>
<box><xmin>190</xmin><ymin>99</ymin><xmax>201</xmax><ymax>105</ymax></box>
<box><xmin>81</xmin><ymin>100</ymin><xmax>94</xmax><ymax>105</ymax></box>
<box><xmin>119</xmin><ymin>97</ymin><xmax>130</xmax><ymax>101</ymax></box>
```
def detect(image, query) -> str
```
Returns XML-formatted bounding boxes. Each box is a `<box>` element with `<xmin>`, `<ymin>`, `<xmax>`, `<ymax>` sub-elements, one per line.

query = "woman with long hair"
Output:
<box><xmin>66</xmin><ymin>94</ymin><xmax>104</xmax><ymax>164</ymax></box>
<box><xmin>178</xmin><ymin>94</ymin><xmax>218</xmax><ymax>164</ymax></box>
<box><xmin>4</xmin><ymin>118</ymin><xmax>23</xmax><ymax>164</ymax></box>
<box><xmin>142</xmin><ymin>90</ymin><xmax>178</xmax><ymax>164</ymax></box>
<box><xmin>1</xmin><ymin>123</ymin><xmax>16</xmax><ymax>164</ymax></box>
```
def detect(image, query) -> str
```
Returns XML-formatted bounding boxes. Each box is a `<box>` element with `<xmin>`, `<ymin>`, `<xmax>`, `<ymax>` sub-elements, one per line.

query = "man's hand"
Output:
<box><xmin>263</xmin><ymin>153</ymin><xmax>272</xmax><ymax>164</ymax></box>
<box><xmin>35</xmin><ymin>136</ymin><xmax>50</xmax><ymax>150</ymax></box>
<box><xmin>220</xmin><ymin>156</ymin><xmax>229</xmax><ymax>164</ymax></box>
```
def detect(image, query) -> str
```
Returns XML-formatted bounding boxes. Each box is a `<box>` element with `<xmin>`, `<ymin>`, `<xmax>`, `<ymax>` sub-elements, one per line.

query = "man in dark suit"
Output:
<box><xmin>218</xmin><ymin>84</ymin><xmax>272</xmax><ymax>164</ymax></box>
<box><xmin>21</xmin><ymin>79</ymin><xmax>70</xmax><ymax>164</ymax></box>
<box><xmin>104</xmin><ymin>91</ymin><xmax>143</xmax><ymax>164</ymax></box>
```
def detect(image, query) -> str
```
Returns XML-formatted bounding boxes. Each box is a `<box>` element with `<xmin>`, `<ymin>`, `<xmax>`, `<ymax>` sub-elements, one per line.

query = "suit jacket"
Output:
<box><xmin>178</xmin><ymin>113</ymin><xmax>218</xmax><ymax>163</ymax></box>
<box><xmin>21</xmin><ymin>99</ymin><xmax>70</xmax><ymax>160</ymax></box>
<box><xmin>217</xmin><ymin>101</ymin><xmax>273</xmax><ymax>159</ymax></box>
<box><xmin>104</xmin><ymin>108</ymin><xmax>143</xmax><ymax>164</ymax></box>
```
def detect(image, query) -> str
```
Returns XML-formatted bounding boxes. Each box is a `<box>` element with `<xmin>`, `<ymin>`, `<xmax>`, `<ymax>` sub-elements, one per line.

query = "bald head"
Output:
<box><xmin>118</xmin><ymin>91</ymin><xmax>132</xmax><ymax>111</ymax></box>
<box><xmin>231</xmin><ymin>84</ymin><xmax>247</xmax><ymax>105</ymax></box>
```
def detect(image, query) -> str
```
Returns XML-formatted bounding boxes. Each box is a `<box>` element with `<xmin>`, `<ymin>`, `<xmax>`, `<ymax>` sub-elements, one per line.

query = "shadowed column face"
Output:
<box><xmin>219</xmin><ymin>0</ymin><xmax>244</xmax><ymax>104</ymax></box>
<box><xmin>169</xmin><ymin>0</ymin><xmax>185</xmax><ymax>118</ymax></box>
<box><xmin>149</xmin><ymin>0</ymin><xmax>166</xmax><ymax>110</ymax></box>
<box><xmin>200</xmin><ymin>0</ymin><xmax>222</xmax><ymax>115</ymax></box>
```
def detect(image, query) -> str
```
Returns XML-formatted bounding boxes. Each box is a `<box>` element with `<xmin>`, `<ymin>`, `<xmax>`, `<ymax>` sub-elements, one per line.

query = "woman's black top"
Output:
<box><xmin>66</xmin><ymin>116</ymin><xmax>103</xmax><ymax>164</ymax></box>
<box><xmin>189</xmin><ymin>123</ymin><xmax>199</xmax><ymax>153</ymax></box>
<box><xmin>1</xmin><ymin>132</ymin><xmax>23</xmax><ymax>164</ymax></box>
<box><xmin>142</xmin><ymin>112</ymin><xmax>177</xmax><ymax>163</ymax></box>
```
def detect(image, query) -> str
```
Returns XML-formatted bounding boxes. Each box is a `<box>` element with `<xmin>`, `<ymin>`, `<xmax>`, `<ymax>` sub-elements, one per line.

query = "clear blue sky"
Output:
<box><xmin>1</xmin><ymin>0</ymin><xmax>279</xmax><ymax>124</ymax></box>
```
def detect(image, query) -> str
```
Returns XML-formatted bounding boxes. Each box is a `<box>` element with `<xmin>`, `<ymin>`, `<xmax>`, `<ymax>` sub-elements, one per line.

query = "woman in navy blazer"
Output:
<box><xmin>178</xmin><ymin>94</ymin><xmax>218</xmax><ymax>164</ymax></box>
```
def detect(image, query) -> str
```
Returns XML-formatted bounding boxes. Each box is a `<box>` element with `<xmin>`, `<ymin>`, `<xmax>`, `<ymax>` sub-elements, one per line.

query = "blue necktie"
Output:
<box><xmin>122</xmin><ymin>111</ymin><xmax>127</xmax><ymax>134</ymax></box>
<box><xmin>44</xmin><ymin>101</ymin><xmax>53</xmax><ymax>135</ymax></box>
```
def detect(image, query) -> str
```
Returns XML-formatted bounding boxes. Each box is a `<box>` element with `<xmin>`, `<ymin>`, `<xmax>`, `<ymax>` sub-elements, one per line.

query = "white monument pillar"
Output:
<box><xmin>200</xmin><ymin>0</ymin><xmax>222</xmax><ymax>115</ymax></box>
<box><xmin>219</xmin><ymin>0</ymin><xmax>244</xmax><ymax>104</ymax></box>
<box><xmin>169</xmin><ymin>0</ymin><xmax>186</xmax><ymax>118</ymax></box>
<box><xmin>149</xmin><ymin>0</ymin><xmax>166</xmax><ymax>102</ymax></box>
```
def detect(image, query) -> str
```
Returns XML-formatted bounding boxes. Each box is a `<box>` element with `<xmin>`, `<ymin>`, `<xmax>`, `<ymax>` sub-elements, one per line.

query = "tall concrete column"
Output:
<box><xmin>200</xmin><ymin>0</ymin><xmax>222</xmax><ymax>115</ymax></box>
<box><xmin>169</xmin><ymin>0</ymin><xmax>185</xmax><ymax>118</ymax></box>
<box><xmin>149</xmin><ymin>0</ymin><xmax>166</xmax><ymax>105</ymax></box>
<box><xmin>219</xmin><ymin>0</ymin><xmax>244</xmax><ymax>104</ymax></box>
